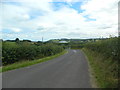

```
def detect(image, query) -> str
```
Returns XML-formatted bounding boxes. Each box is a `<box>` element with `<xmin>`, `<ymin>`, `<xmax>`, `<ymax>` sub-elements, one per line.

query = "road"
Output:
<box><xmin>2</xmin><ymin>49</ymin><xmax>91</xmax><ymax>88</ymax></box>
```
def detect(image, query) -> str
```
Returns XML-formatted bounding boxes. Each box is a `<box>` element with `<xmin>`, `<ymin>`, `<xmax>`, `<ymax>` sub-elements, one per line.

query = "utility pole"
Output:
<box><xmin>42</xmin><ymin>37</ymin><xmax>43</xmax><ymax>44</ymax></box>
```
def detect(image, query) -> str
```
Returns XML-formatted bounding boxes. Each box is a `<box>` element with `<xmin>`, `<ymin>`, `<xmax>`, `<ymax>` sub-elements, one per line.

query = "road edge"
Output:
<box><xmin>81</xmin><ymin>49</ymin><xmax>98</xmax><ymax>88</ymax></box>
<box><xmin>1</xmin><ymin>50</ymin><xmax>68</xmax><ymax>73</ymax></box>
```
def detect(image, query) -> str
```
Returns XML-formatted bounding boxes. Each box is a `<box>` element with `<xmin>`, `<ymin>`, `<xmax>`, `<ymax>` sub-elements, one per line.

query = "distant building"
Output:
<box><xmin>59</xmin><ymin>41</ymin><xmax>68</xmax><ymax>43</ymax></box>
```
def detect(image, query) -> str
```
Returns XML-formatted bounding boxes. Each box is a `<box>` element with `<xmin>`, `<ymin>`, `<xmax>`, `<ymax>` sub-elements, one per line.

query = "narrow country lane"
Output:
<box><xmin>2</xmin><ymin>49</ymin><xmax>91</xmax><ymax>88</ymax></box>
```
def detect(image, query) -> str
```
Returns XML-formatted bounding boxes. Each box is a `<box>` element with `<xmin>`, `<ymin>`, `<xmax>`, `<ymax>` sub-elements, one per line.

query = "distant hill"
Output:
<box><xmin>48</xmin><ymin>38</ymin><xmax>108</xmax><ymax>44</ymax></box>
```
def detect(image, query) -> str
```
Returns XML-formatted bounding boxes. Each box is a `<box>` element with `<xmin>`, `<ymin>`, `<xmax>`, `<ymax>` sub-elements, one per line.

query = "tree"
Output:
<box><xmin>23</xmin><ymin>40</ymin><xmax>31</xmax><ymax>42</ymax></box>
<box><xmin>15</xmin><ymin>38</ymin><xmax>19</xmax><ymax>43</ymax></box>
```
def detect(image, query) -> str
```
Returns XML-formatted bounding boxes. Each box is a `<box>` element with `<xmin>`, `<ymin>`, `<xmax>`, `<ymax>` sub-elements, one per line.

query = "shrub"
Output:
<box><xmin>2</xmin><ymin>42</ymin><xmax>64</xmax><ymax>65</ymax></box>
<box><xmin>84</xmin><ymin>37</ymin><xmax>119</xmax><ymax>61</ymax></box>
<box><xmin>83</xmin><ymin>37</ymin><xmax>119</xmax><ymax>88</ymax></box>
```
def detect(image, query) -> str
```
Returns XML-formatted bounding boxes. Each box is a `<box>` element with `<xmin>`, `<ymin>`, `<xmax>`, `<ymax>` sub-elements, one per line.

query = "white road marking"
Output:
<box><xmin>73</xmin><ymin>50</ymin><xmax>77</xmax><ymax>53</ymax></box>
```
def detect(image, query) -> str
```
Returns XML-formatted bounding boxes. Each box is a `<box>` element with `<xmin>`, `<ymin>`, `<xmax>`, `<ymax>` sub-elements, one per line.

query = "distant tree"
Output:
<box><xmin>6</xmin><ymin>40</ymin><xmax>15</xmax><ymax>42</ymax></box>
<box><xmin>15</xmin><ymin>38</ymin><xmax>20</xmax><ymax>43</ymax></box>
<box><xmin>23</xmin><ymin>40</ymin><xmax>31</xmax><ymax>42</ymax></box>
<box><xmin>35</xmin><ymin>41</ymin><xmax>43</xmax><ymax>46</ymax></box>
<box><xmin>37</xmin><ymin>41</ymin><xmax>42</xmax><ymax>43</ymax></box>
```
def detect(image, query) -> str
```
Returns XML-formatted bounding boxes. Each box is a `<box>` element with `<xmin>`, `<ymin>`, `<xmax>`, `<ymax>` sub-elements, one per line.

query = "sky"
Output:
<box><xmin>0</xmin><ymin>0</ymin><xmax>119</xmax><ymax>41</ymax></box>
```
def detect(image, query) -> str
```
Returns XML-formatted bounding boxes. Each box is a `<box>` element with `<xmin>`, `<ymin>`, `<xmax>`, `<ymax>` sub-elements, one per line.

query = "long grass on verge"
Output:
<box><xmin>83</xmin><ymin>48</ymin><xmax>118</xmax><ymax>88</ymax></box>
<box><xmin>2</xmin><ymin>50</ymin><xmax>67</xmax><ymax>73</ymax></box>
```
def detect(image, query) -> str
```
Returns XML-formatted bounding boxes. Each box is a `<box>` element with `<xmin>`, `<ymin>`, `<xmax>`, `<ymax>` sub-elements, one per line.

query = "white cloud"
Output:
<box><xmin>80</xmin><ymin>0</ymin><xmax>119</xmax><ymax>36</ymax></box>
<box><xmin>81</xmin><ymin>0</ymin><xmax>118</xmax><ymax>29</ymax></box>
<box><xmin>11</xmin><ymin>28</ymin><xmax>22</xmax><ymax>32</ymax></box>
<box><xmin>1</xmin><ymin>0</ymin><xmax>119</xmax><ymax>40</ymax></box>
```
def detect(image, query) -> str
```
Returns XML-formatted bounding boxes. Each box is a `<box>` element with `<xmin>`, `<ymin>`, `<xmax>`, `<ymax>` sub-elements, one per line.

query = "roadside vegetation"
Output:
<box><xmin>82</xmin><ymin>37</ymin><xmax>119</xmax><ymax>88</ymax></box>
<box><xmin>1</xmin><ymin>37</ymin><xmax>119</xmax><ymax>88</ymax></box>
<box><xmin>68</xmin><ymin>37</ymin><xmax>119</xmax><ymax>88</ymax></box>
<box><xmin>2</xmin><ymin>50</ymin><xmax>67</xmax><ymax>72</ymax></box>
<box><xmin>1</xmin><ymin>38</ymin><xmax>66</xmax><ymax>72</ymax></box>
<box><xmin>51</xmin><ymin>37</ymin><xmax>119</xmax><ymax>88</ymax></box>
<box><xmin>2</xmin><ymin>39</ymin><xmax>64</xmax><ymax>66</ymax></box>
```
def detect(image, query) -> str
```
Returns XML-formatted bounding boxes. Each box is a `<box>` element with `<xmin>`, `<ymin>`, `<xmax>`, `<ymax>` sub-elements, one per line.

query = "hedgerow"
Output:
<box><xmin>84</xmin><ymin>37</ymin><xmax>119</xmax><ymax>61</ymax></box>
<box><xmin>83</xmin><ymin>37</ymin><xmax>119</xmax><ymax>88</ymax></box>
<box><xmin>2</xmin><ymin>42</ymin><xmax>64</xmax><ymax>65</ymax></box>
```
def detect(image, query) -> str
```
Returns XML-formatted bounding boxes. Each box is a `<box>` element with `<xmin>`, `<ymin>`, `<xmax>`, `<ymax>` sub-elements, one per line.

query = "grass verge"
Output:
<box><xmin>82</xmin><ymin>48</ymin><xmax>118</xmax><ymax>88</ymax></box>
<box><xmin>81</xmin><ymin>49</ymin><xmax>98</xmax><ymax>88</ymax></box>
<box><xmin>0</xmin><ymin>67</ymin><xmax>2</xmax><ymax>72</ymax></box>
<box><xmin>1</xmin><ymin>50</ymin><xmax>67</xmax><ymax>73</ymax></box>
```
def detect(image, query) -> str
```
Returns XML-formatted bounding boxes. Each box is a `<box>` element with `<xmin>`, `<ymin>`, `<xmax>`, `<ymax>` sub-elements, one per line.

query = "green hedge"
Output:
<box><xmin>84</xmin><ymin>37</ymin><xmax>119</xmax><ymax>61</ymax></box>
<box><xmin>2</xmin><ymin>42</ymin><xmax>64</xmax><ymax>65</ymax></box>
<box><xmin>83</xmin><ymin>37</ymin><xmax>119</xmax><ymax>88</ymax></box>
<box><xmin>71</xmin><ymin>44</ymin><xmax>84</xmax><ymax>49</ymax></box>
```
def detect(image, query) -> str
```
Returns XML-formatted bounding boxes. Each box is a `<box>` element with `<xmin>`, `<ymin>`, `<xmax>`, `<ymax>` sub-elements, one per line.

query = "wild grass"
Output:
<box><xmin>83</xmin><ymin>48</ymin><xmax>118</xmax><ymax>88</ymax></box>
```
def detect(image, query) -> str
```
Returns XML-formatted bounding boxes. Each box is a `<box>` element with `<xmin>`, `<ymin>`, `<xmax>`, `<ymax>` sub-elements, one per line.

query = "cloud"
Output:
<box><xmin>1</xmin><ymin>0</ymin><xmax>119</xmax><ymax>40</ymax></box>
<box><xmin>11</xmin><ymin>28</ymin><xmax>22</xmax><ymax>32</ymax></box>
<box><xmin>81</xmin><ymin>0</ymin><xmax>118</xmax><ymax>29</ymax></box>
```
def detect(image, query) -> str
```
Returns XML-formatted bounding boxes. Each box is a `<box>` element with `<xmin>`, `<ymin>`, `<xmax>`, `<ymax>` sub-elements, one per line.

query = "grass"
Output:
<box><xmin>82</xmin><ymin>48</ymin><xmax>118</xmax><ymax>88</ymax></box>
<box><xmin>0</xmin><ymin>67</ymin><xmax>2</xmax><ymax>72</ymax></box>
<box><xmin>1</xmin><ymin>50</ymin><xmax>67</xmax><ymax>73</ymax></box>
<box><xmin>81</xmin><ymin>49</ymin><xmax>98</xmax><ymax>88</ymax></box>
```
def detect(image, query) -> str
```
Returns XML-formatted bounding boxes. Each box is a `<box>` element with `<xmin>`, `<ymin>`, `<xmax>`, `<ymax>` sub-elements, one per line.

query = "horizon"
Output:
<box><xmin>2</xmin><ymin>36</ymin><xmax>112</xmax><ymax>42</ymax></box>
<box><xmin>1</xmin><ymin>0</ymin><xmax>119</xmax><ymax>41</ymax></box>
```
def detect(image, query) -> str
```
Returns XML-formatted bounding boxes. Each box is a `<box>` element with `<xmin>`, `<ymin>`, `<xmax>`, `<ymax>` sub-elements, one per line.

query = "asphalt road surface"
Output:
<box><xmin>2</xmin><ymin>49</ymin><xmax>92</xmax><ymax>88</ymax></box>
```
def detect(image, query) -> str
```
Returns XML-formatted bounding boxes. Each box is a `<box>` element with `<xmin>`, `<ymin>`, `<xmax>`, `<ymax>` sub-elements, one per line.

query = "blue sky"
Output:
<box><xmin>1</xmin><ymin>0</ymin><xmax>118</xmax><ymax>41</ymax></box>
<box><xmin>51</xmin><ymin>2</ymin><xmax>84</xmax><ymax>12</ymax></box>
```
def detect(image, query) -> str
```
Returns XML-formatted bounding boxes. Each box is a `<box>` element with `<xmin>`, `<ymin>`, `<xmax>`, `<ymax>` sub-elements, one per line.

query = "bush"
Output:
<box><xmin>2</xmin><ymin>42</ymin><xmax>64</xmax><ymax>65</ymax></box>
<box><xmin>83</xmin><ymin>37</ymin><xmax>119</xmax><ymax>88</ymax></box>
<box><xmin>84</xmin><ymin>37</ymin><xmax>119</xmax><ymax>61</ymax></box>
